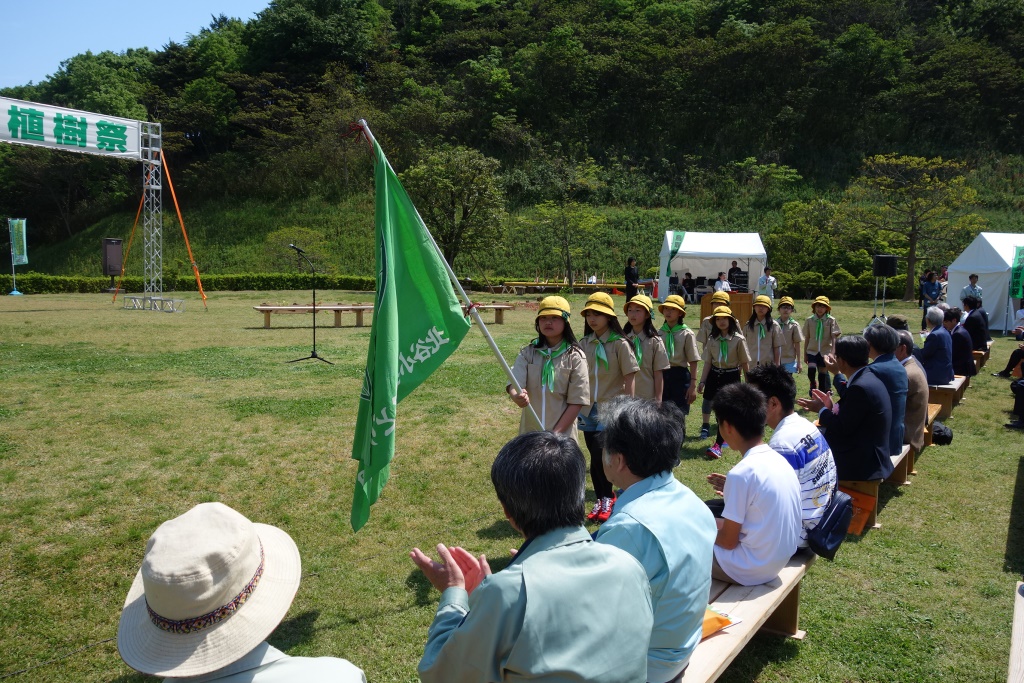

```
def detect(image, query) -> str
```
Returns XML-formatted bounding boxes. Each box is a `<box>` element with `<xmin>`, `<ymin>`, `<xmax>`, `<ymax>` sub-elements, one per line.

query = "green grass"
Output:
<box><xmin>0</xmin><ymin>291</ymin><xmax>1021</xmax><ymax>682</ymax></box>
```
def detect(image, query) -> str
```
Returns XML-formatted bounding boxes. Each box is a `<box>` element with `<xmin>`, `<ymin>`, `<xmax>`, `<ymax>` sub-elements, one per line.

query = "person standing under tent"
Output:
<box><xmin>507</xmin><ymin>296</ymin><xmax>590</xmax><ymax>440</ymax></box>
<box><xmin>959</xmin><ymin>273</ymin><xmax>983</xmax><ymax>307</ymax></box>
<box><xmin>727</xmin><ymin>261</ymin><xmax>742</xmax><ymax>284</ymax></box>
<box><xmin>776</xmin><ymin>296</ymin><xmax>803</xmax><ymax>374</ymax></box>
<box><xmin>624</xmin><ymin>257</ymin><xmax>640</xmax><ymax>302</ymax></box>
<box><xmin>658</xmin><ymin>295</ymin><xmax>700</xmax><ymax>434</ymax></box>
<box><xmin>920</xmin><ymin>272</ymin><xmax>943</xmax><ymax>331</ymax></box>
<box><xmin>578</xmin><ymin>292</ymin><xmax>638</xmax><ymax>523</ymax></box>
<box><xmin>744</xmin><ymin>295</ymin><xmax>783</xmax><ymax>367</ymax></box>
<box><xmin>803</xmin><ymin>296</ymin><xmax>842</xmax><ymax>397</ymax></box>
<box><xmin>697</xmin><ymin>306</ymin><xmax>750</xmax><ymax>460</ymax></box>
<box><xmin>757</xmin><ymin>267</ymin><xmax>778</xmax><ymax>302</ymax></box>
<box><xmin>624</xmin><ymin>294</ymin><xmax>671</xmax><ymax>403</ymax></box>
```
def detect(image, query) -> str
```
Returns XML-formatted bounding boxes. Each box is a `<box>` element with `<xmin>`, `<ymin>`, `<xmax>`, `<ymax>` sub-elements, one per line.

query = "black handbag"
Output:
<box><xmin>806</xmin><ymin>489</ymin><xmax>853</xmax><ymax>560</ymax></box>
<box><xmin>931</xmin><ymin>420</ymin><xmax>954</xmax><ymax>445</ymax></box>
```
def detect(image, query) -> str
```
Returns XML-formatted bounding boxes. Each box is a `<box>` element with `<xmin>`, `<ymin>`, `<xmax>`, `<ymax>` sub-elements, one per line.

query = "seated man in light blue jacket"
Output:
<box><xmin>411</xmin><ymin>431</ymin><xmax>654</xmax><ymax>683</ymax></box>
<box><xmin>597</xmin><ymin>397</ymin><xmax>717</xmax><ymax>683</ymax></box>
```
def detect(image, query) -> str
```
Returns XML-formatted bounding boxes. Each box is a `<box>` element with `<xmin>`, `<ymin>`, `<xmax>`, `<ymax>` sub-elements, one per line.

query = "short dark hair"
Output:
<box><xmin>834</xmin><ymin>335</ymin><xmax>870</xmax><ymax>368</ymax></box>
<box><xmin>764</xmin><ymin>267</ymin><xmax>771</xmax><ymax>272</ymax></box>
<box><xmin>896</xmin><ymin>329</ymin><xmax>915</xmax><ymax>354</ymax></box>
<box><xmin>943</xmin><ymin>308</ymin><xmax>961</xmax><ymax>323</ymax></box>
<box><xmin>712</xmin><ymin>383</ymin><xmax>766</xmax><ymax>441</ymax></box>
<box><xmin>969</xmin><ymin>273</ymin><xmax>978</xmax><ymax>279</ymax></box>
<box><xmin>491</xmin><ymin>432</ymin><xmax>586</xmax><ymax>538</ymax></box>
<box><xmin>746</xmin><ymin>364</ymin><xmax>796</xmax><ymax>413</ymax></box>
<box><xmin>886</xmin><ymin>315</ymin><xmax>910</xmax><ymax>331</ymax></box>
<box><xmin>963</xmin><ymin>295</ymin><xmax>980</xmax><ymax>311</ymax></box>
<box><xmin>600</xmin><ymin>397</ymin><xmax>684</xmax><ymax>477</ymax></box>
<box><xmin>862</xmin><ymin>324</ymin><xmax>899</xmax><ymax>354</ymax></box>
<box><xmin>718</xmin><ymin>271</ymin><xmax>726</xmax><ymax>277</ymax></box>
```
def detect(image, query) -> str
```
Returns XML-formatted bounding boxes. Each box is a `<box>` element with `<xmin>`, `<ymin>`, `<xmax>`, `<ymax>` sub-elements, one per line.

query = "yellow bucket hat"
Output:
<box><xmin>658</xmin><ymin>295</ymin><xmax>687</xmax><ymax>315</ymax></box>
<box><xmin>581</xmin><ymin>291</ymin><xmax>617</xmax><ymax>318</ymax></box>
<box><xmin>753</xmin><ymin>294</ymin><xmax>773</xmax><ymax>310</ymax></box>
<box><xmin>537</xmin><ymin>296</ymin><xmax>571</xmax><ymax>320</ymax></box>
<box><xmin>711</xmin><ymin>306</ymin><xmax>734</xmax><ymax>319</ymax></box>
<box><xmin>778</xmin><ymin>296</ymin><xmax>796</xmax><ymax>310</ymax></box>
<box><xmin>812</xmin><ymin>295</ymin><xmax>831</xmax><ymax>311</ymax></box>
<box><xmin>623</xmin><ymin>294</ymin><xmax>654</xmax><ymax>315</ymax></box>
<box><xmin>711</xmin><ymin>290</ymin><xmax>731</xmax><ymax>305</ymax></box>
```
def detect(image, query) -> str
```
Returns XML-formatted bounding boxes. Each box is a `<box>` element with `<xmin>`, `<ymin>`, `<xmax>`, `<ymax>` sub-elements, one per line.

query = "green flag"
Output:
<box><xmin>350</xmin><ymin>140</ymin><xmax>472</xmax><ymax>531</ymax></box>
<box><xmin>1012</xmin><ymin>246</ymin><xmax>1024</xmax><ymax>299</ymax></box>
<box><xmin>9</xmin><ymin>219</ymin><xmax>27</xmax><ymax>265</ymax></box>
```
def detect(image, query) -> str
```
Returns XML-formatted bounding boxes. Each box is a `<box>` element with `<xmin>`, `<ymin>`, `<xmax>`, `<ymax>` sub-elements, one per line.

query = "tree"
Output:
<box><xmin>400</xmin><ymin>146</ymin><xmax>507</xmax><ymax>267</ymax></box>
<box><xmin>843</xmin><ymin>154</ymin><xmax>984</xmax><ymax>300</ymax></box>
<box><xmin>532</xmin><ymin>200</ymin><xmax>606</xmax><ymax>287</ymax></box>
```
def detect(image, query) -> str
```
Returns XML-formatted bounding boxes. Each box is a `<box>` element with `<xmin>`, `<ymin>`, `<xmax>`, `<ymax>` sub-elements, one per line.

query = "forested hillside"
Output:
<box><xmin>2</xmin><ymin>0</ymin><xmax>1024</xmax><ymax>295</ymax></box>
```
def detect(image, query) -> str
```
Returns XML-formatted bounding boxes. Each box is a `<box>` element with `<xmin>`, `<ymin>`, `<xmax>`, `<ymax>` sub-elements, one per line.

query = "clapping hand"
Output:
<box><xmin>797</xmin><ymin>389</ymin><xmax>834</xmax><ymax>414</ymax></box>
<box><xmin>706</xmin><ymin>473</ymin><xmax>726</xmax><ymax>496</ymax></box>
<box><xmin>410</xmin><ymin>544</ymin><xmax>466</xmax><ymax>592</ymax></box>
<box><xmin>447</xmin><ymin>546</ymin><xmax>492</xmax><ymax>595</ymax></box>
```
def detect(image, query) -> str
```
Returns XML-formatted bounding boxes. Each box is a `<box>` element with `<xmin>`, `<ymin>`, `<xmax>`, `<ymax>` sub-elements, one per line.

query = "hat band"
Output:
<box><xmin>146</xmin><ymin>541</ymin><xmax>265</xmax><ymax>635</ymax></box>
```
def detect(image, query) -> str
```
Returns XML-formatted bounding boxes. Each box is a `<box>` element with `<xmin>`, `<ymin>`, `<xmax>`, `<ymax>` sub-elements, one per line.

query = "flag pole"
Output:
<box><xmin>357</xmin><ymin>120</ymin><xmax>543</xmax><ymax>430</ymax></box>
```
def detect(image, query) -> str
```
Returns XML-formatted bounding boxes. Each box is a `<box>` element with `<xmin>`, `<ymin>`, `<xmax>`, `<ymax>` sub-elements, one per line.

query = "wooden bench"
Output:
<box><xmin>838</xmin><ymin>444</ymin><xmax>912</xmax><ymax>533</ymax></box>
<box><xmin>463</xmin><ymin>303</ymin><xmax>514</xmax><ymax>324</ymax></box>
<box><xmin>684</xmin><ymin>551</ymin><xmax>816</xmax><ymax>682</ymax></box>
<box><xmin>921</xmin><ymin>403</ymin><xmax>943</xmax><ymax>448</ymax></box>
<box><xmin>1010</xmin><ymin>581</ymin><xmax>1024</xmax><ymax>683</ymax></box>
<box><xmin>253</xmin><ymin>304</ymin><xmax>373</xmax><ymax>329</ymax></box>
<box><xmin>928</xmin><ymin>375</ymin><xmax>968</xmax><ymax>420</ymax></box>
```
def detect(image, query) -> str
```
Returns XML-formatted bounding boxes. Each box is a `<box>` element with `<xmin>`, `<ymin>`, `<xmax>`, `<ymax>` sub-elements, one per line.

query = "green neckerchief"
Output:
<box><xmin>631</xmin><ymin>332</ymin><xmax>644</xmax><ymax>366</ymax></box>
<box><xmin>718</xmin><ymin>336</ymin><xmax>729</xmax><ymax>363</ymax></box>
<box><xmin>660</xmin><ymin>322</ymin><xmax>688</xmax><ymax>357</ymax></box>
<box><xmin>757</xmin><ymin>320</ymin><xmax>767</xmax><ymax>339</ymax></box>
<box><xmin>591</xmin><ymin>332</ymin><xmax>623</xmax><ymax>370</ymax></box>
<box><xmin>538</xmin><ymin>340</ymin><xmax>569</xmax><ymax>392</ymax></box>
<box><xmin>815</xmin><ymin>314</ymin><xmax>831</xmax><ymax>343</ymax></box>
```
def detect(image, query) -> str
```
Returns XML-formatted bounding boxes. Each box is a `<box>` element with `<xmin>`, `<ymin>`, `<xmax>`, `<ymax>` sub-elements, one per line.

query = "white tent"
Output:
<box><xmin>656</xmin><ymin>231</ymin><xmax>767</xmax><ymax>302</ymax></box>
<box><xmin>946</xmin><ymin>232</ymin><xmax>1024</xmax><ymax>331</ymax></box>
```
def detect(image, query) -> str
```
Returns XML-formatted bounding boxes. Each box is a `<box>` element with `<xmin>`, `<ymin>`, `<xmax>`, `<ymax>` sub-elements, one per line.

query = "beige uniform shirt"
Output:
<box><xmin>803</xmin><ymin>314</ymin><xmax>842</xmax><ymax>355</ymax></box>
<box><xmin>700</xmin><ymin>333</ymin><xmax>750</xmax><ymax>372</ymax></box>
<box><xmin>743</xmin><ymin>319</ymin><xmax>784</xmax><ymax>366</ymax></box>
<box><xmin>581</xmin><ymin>332</ymin><xmax>639</xmax><ymax>416</ymax></box>
<box><xmin>624</xmin><ymin>329</ymin><xmax>671</xmax><ymax>400</ymax></box>
<box><xmin>778</xmin><ymin>318</ymin><xmax>804</xmax><ymax>364</ymax></box>
<box><xmin>660</xmin><ymin>326</ymin><xmax>701</xmax><ymax>367</ymax></box>
<box><xmin>511</xmin><ymin>344</ymin><xmax>590</xmax><ymax>436</ymax></box>
<box><xmin>696</xmin><ymin>316</ymin><xmax>715</xmax><ymax>348</ymax></box>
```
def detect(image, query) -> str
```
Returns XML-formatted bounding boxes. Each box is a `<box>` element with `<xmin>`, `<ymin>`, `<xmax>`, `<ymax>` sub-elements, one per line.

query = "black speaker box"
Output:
<box><xmin>873</xmin><ymin>255</ymin><xmax>898</xmax><ymax>278</ymax></box>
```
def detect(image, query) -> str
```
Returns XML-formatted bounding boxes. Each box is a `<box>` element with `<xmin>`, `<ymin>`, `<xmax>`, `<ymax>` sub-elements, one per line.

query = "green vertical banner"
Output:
<box><xmin>350</xmin><ymin>140</ymin><xmax>472</xmax><ymax>531</ymax></box>
<box><xmin>9</xmin><ymin>219</ymin><xmax>27</xmax><ymax>265</ymax></box>
<box><xmin>1011</xmin><ymin>246</ymin><xmax>1024</xmax><ymax>299</ymax></box>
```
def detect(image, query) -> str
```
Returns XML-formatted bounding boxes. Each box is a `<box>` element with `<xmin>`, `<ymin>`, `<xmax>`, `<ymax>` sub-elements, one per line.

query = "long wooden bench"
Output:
<box><xmin>928</xmin><ymin>375</ymin><xmax>968</xmax><ymax>420</ymax></box>
<box><xmin>1010</xmin><ymin>581</ymin><xmax>1024</xmax><ymax>683</ymax></box>
<box><xmin>253</xmin><ymin>304</ymin><xmax>373</xmax><ymax>329</ymax></box>
<box><xmin>922</xmin><ymin>403</ymin><xmax>943</xmax><ymax>448</ymax></box>
<box><xmin>685</xmin><ymin>551</ymin><xmax>816</xmax><ymax>682</ymax></box>
<box><xmin>462</xmin><ymin>303</ymin><xmax>514</xmax><ymax>324</ymax></box>
<box><xmin>839</xmin><ymin>444</ymin><xmax>912</xmax><ymax>533</ymax></box>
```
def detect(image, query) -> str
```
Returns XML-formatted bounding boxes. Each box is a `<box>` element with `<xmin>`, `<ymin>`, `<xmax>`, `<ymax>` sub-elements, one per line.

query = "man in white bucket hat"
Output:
<box><xmin>117</xmin><ymin>502</ymin><xmax>365</xmax><ymax>682</ymax></box>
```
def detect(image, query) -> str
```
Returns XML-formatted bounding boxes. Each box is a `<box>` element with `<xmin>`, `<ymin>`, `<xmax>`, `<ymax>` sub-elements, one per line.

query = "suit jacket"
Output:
<box><xmin>867</xmin><ymin>353</ymin><xmax>908</xmax><ymax>456</ymax></box>
<box><xmin>950</xmin><ymin>324</ymin><xmax>977</xmax><ymax>377</ymax></box>
<box><xmin>819</xmin><ymin>368</ymin><xmax>893</xmax><ymax>481</ymax></box>
<box><xmin>913</xmin><ymin>326</ymin><xmax>954</xmax><ymax>385</ymax></box>
<box><xmin>902</xmin><ymin>356</ymin><xmax>928</xmax><ymax>452</ymax></box>
<box><xmin>962</xmin><ymin>308</ymin><xmax>991</xmax><ymax>351</ymax></box>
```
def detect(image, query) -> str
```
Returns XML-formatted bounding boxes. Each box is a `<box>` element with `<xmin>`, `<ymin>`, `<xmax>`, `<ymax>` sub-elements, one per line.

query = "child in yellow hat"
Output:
<box><xmin>579</xmin><ymin>292</ymin><xmax>638</xmax><ymax>523</ymax></box>
<box><xmin>802</xmin><ymin>296</ymin><xmax>842</xmax><ymax>396</ymax></box>
<box><xmin>624</xmin><ymin>294</ymin><xmax>670</xmax><ymax>402</ymax></box>
<box><xmin>697</xmin><ymin>307</ymin><xmax>751</xmax><ymax>459</ymax></box>
<box><xmin>696</xmin><ymin>290</ymin><xmax>731</xmax><ymax>350</ymax></box>
<box><xmin>776</xmin><ymin>296</ymin><xmax>803</xmax><ymax>374</ymax></box>
<box><xmin>507</xmin><ymin>296</ymin><xmax>590</xmax><ymax>440</ymax></box>
<box><xmin>744</xmin><ymin>295</ymin><xmax>783</xmax><ymax>366</ymax></box>
<box><xmin>658</xmin><ymin>295</ymin><xmax>700</xmax><ymax>432</ymax></box>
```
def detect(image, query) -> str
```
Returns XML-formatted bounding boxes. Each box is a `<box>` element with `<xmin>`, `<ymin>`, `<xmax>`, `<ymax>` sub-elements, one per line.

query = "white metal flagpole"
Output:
<box><xmin>357</xmin><ymin>120</ymin><xmax>544</xmax><ymax>430</ymax></box>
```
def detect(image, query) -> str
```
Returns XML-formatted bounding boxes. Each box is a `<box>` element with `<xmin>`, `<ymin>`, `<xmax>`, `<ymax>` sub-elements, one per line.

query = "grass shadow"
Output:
<box><xmin>476</xmin><ymin>519</ymin><xmax>518</xmax><ymax>540</ymax></box>
<box><xmin>717</xmin><ymin>632</ymin><xmax>802</xmax><ymax>682</ymax></box>
<box><xmin>269</xmin><ymin>610</ymin><xmax>320</xmax><ymax>651</ymax></box>
<box><xmin>405</xmin><ymin>569</ymin><xmax>435</xmax><ymax>607</ymax></box>
<box><xmin>1004</xmin><ymin>456</ymin><xmax>1024</xmax><ymax>573</ymax></box>
<box><xmin>876</xmin><ymin>480</ymin><xmax>906</xmax><ymax>517</ymax></box>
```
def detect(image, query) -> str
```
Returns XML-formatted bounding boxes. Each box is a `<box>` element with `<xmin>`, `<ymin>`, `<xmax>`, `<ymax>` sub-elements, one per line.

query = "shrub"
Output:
<box><xmin>0</xmin><ymin>272</ymin><xmax>375</xmax><ymax>295</ymax></box>
<box><xmin>825</xmin><ymin>268</ymin><xmax>857</xmax><ymax>300</ymax></box>
<box><xmin>790</xmin><ymin>271</ymin><xmax>825</xmax><ymax>298</ymax></box>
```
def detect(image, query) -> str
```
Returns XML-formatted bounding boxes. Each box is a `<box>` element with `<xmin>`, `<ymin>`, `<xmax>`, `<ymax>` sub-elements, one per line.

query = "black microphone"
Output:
<box><xmin>289</xmin><ymin>243</ymin><xmax>305</xmax><ymax>254</ymax></box>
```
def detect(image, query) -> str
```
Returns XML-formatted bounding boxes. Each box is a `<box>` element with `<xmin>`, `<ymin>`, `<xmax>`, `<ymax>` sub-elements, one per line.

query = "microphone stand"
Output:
<box><xmin>288</xmin><ymin>244</ymin><xmax>333</xmax><ymax>364</ymax></box>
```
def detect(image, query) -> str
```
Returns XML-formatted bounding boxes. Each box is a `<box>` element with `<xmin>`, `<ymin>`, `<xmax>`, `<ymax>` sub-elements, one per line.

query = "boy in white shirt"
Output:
<box><xmin>705</xmin><ymin>383</ymin><xmax>802</xmax><ymax>586</ymax></box>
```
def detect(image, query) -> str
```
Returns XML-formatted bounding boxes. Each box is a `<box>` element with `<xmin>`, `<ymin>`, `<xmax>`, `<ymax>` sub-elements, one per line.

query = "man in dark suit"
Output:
<box><xmin>862</xmin><ymin>324</ymin><xmax>908</xmax><ymax>456</ymax></box>
<box><xmin>944</xmin><ymin>308</ymin><xmax>977</xmax><ymax>377</ymax></box>
<box><xmin>961</xmin><ymin>295</ymin><xmax>990</xmax><ymax>351</ymax></box>
<box><xmin>798</xmin><ymin>336</ymin><xmax>893</xmax><ymax>481</ymax></box>
<box><xmin>913</xmin><ymin>306</ymin><xmax>954</xmax><ymax>385</ymax></box>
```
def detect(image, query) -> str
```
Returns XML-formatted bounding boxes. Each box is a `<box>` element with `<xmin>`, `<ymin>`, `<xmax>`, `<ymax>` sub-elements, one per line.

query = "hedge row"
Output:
<box><xmin>0</xmin><ymin>272</ymin><xmax>376</xmax><ymax>295</ymax></box>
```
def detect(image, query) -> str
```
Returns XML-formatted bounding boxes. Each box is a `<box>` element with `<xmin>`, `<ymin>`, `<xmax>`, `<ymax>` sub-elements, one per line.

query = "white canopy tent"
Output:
<box><xmin>946</xmin><ymin>232</ymin><xmax>1024</xmax><ymax>332</ymax></box>
<box><xmin>656</xmin><ymin>231</ymin><xmax>767</xmax><ymax>302</ymax></box>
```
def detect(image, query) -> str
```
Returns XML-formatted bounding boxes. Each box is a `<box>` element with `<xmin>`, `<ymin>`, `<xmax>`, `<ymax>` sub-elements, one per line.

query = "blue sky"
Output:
<box><xmin>1</xmin><ymin>0</ymin><xmax>272</xmax><ymax>89</ymax></box>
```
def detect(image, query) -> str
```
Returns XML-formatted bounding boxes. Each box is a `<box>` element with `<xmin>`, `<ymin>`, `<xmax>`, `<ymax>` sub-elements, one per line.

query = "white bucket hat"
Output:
<box><xmin>117</xmin><ymin>502</ymin><xmax>301</xmax><ymax>677</ymax></box>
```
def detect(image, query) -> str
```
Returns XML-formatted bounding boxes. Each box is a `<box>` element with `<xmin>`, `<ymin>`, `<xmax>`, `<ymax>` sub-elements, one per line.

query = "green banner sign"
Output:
<box><xmin>8</xmin><ymin>218</ymin><xmax>27</xmax><ymax>265</ymax></box>
<box><xmin>1011</xmin><ymin>245</ymin><xmax>1024</xmax><ymax>299</ymax></box>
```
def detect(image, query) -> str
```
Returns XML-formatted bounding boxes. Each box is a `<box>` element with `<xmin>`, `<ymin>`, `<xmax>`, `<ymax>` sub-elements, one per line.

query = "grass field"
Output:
<box><xmin>1</xmin><ymin>291</ymin><xmax>1022</xmax><ymax>682</ymax></box>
